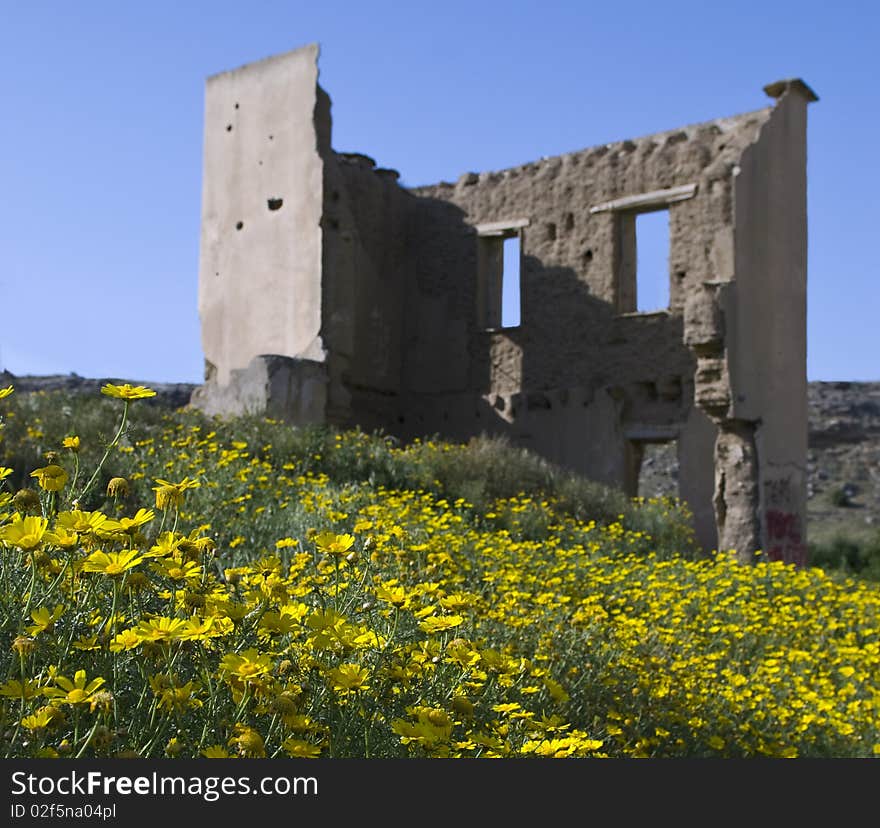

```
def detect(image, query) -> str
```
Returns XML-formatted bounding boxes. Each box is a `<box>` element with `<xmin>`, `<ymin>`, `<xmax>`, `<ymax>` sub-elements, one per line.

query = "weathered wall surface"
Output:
<box><xmin>319</xmin><ymin>151</ymin><xmax>414</xmax><ymax>427</ymax></box>
<box><xmin>197</xmin><ymin>45</ymin><xmax>326</xmax><ymax>388</ymax></box>
<box><xmin>190</xmin><ymin>354</ymin><xmax>327</xmax><ymax>423</ymax></box>
<box><xmin>395</xmin><ymin>110</ymin><xmax>773</xmax><ymax>550</ymax></box>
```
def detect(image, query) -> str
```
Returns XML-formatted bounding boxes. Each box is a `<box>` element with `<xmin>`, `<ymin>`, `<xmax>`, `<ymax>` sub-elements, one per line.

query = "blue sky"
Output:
<box><xmin>1</xmin><ymin>1</ymin><xmax>877</xmax><ymax>383</ymax></box>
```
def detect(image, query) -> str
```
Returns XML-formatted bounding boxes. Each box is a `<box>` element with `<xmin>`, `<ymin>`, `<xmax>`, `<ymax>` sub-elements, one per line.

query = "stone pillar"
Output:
<box><xmin>713</xmin><ymin>421</ymin><xmax>761</xmax><ymax>563</ymax></box>
<box><xmin>685</xmin><ymin>282</ymin><xmax>762</xmax><ymax>561</ymax></box>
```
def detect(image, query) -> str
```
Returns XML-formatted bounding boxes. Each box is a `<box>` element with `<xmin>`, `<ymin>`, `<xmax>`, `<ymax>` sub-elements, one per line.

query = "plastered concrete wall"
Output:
<box><xmin>729</xmin><ymin>82</ymin><xmax>814</xmax><ymax>565</ymax></box>
<box><xmin>198</xmin><ymin>45</ymin><xmax>326</xmax><ymax>387</ymax></box>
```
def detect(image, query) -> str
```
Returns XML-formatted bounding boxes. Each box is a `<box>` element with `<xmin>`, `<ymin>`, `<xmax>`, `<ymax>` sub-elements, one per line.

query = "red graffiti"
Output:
<box><xmin>765</xmin><ymin>510</ymin><xmax>807</xmax><ymax>567</ymax></box>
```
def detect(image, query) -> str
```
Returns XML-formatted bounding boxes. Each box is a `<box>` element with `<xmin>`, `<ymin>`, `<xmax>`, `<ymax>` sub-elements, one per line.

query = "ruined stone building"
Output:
<box><xmin>191</xmin><ymin>43</ymin><xmax>817</xmax><ymax>562</ymax></box>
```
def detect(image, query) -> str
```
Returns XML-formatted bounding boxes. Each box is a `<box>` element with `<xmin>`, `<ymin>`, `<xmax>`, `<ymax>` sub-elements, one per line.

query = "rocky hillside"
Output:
<box><xmin>640</xmin><ymin>381</ymin><xmax>880</xmax><ymax>544</ymax></box>
<box><xmin>806</xmin><ymin>382</ymin><xmax>880</xmax><ymax>543</ymax></box>
<box><xmin>4</xmin><ymin>371</ymin><xmax>878</xmax><ymax>544</ymax></box>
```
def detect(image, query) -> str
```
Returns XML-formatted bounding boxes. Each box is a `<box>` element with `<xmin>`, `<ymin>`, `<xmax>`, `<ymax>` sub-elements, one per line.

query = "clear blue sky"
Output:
<box><xmin>1</xmin><ymin>1</ymin><xmax>877</xmax><ymax>383</ymax></box>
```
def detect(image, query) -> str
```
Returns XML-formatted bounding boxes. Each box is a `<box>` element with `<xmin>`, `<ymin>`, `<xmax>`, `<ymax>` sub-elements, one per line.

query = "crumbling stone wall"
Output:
<box><xmin>192</xmin><ymin>44</ymin><xmax>815</xmax><ymax>561</ymax></box>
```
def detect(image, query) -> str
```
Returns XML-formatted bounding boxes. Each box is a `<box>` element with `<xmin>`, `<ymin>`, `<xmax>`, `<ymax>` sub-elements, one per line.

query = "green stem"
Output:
<box><xmin>75</xmin><ymin>717</ymin><xmax>101</xmax><ymax>758</ymax></box>
<box><xmin>263</xmin><ymin>713</ymin><xmax>281</xmax><ymax>752</ymax></box>
<box><xmin>67</xmin><ymin>453</ymin><xmax>81</xmax><ymax>506</ymax></box>
<box><xmin>20</xmin><ymin>556</ymin><xmax>38</xmax><ymax>634</ymax></box>
<box><xmin>233</xmin><ymin>685</ymin><xmax>252</xmax><ymax>723</ymax></box>
<box><xmin>79</xmin><ymin>401</ymin><xmax>129</xmax><ymax>503</ymax></box>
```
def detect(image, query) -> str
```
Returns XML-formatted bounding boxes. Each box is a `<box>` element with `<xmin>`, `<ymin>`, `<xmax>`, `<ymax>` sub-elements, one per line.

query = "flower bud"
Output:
<box><xmin>12</xmin><ymin>489</ymin><xmax>41</xmax><ymax>515</ymax></box>
<box><xmin>106</xmin><ymin>477</ymin><xmax>130</xmax><ymax>498</ymax></box>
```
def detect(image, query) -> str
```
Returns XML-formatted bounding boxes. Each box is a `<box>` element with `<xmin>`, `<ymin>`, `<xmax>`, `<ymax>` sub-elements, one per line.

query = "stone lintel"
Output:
<box><xmin>589</xmin><ymin>183</ymin><xmax>697</xmax><ymax>214</ymax></box>
<box><xmin>624</xmin><ymin>424</ymin><xmax>680</xmax><ymax>442</ymax></box>
<box><xmin>475</xmin><ymin>217</ymin><xmax>530</xmax><ymax>237</ymax></box>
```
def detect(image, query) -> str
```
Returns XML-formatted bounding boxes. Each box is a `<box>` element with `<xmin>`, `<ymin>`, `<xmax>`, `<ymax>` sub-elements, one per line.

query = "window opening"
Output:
<box><xmin>501</xmin><ymin>235</ymin><xmax>521</xmax><ymax>328</ymax></box>
<box><xmin>625</xmin><ymin>439</ymin><xmax>679</xmax><ymax>499</ymax></box>
<box><xmin>635</xmin><ymin>209</ymin><xmax>670</xmax><ymax>312</ymax></box>
<box><xmin>476</xmin><ymin>219</ymin><xmax>528</xmax><ymax>329</ymax></box>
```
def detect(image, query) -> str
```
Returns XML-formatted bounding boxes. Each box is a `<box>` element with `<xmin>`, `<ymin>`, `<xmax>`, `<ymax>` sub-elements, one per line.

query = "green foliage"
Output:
<box><xmin>0</xmin><ymin>391</ymin><xmax>699</xmax><ymax>560</ymax></box>
<box><xmin>829</xmin><ymin>486</ymin><xmax>852</xmax><ymax>508</ymax></box>
<box><xmin>809</xmin><ymin>531</ymin><xmax>880</xmax><ymax>582</ymax></box>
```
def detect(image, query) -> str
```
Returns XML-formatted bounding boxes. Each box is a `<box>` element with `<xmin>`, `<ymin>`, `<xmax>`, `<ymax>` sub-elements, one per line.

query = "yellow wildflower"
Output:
<box><xmin>228</xmin><ymin>725</ymin><xmax>266</xmax><ymax>758</ymax></box>
<box><xmin>21</xmin><ymin>709</ymin><xmax>58</xmax><ymax>731</ymax></box>
<box><xmin>0</xmin><ymin>679</ymin><xmax>43</xmax><ymax>700</ymax></box>
<box><xmin>220</xmin><ymin>649</ymin><xmax>273</xmax><ymax>682</ymax></box>
<box><xmin>100</xmin><ymin>383</ymin><xmax>157</xmax><ymax>401</ymax></box>
<box><xmin>152</xmin><ymin>477</ymin><xmax>200</xmax><ymax>510</ymax></box>
<box><xmin>282</xmin><ymin>739</ymin><xmax>322</xmax><ymax>758</ymax></box>
<box><xmin>43</xmin><ymin>670</ymin><xmax>106</xmax><ymax>706</ymax></box>
<box><xmin>25</xmin><ymin>604</ymin><xmax>65</xmax><ymax>636</ymax></box>
<box><xmin>30</xmin><ymin>464</ymin><xmax>68</xmax><ymax>492</ymax></box>
<box><xmin>314</xmin><ymin>531</ymin><xmax>355</xmax><ymax>557</ymax></box>
<box><xmin>327</xmin><ymin>663</ymin><xmax>369</xmax><ymax>694</ymax></box>
<box><xmin>419</xmin><ymin>614</ymin><xmax>465</xmax><ymax>634</ymax></box>
<box><xmin>0</xmin><ymin>515</ymin><xmax>48</xmax><ymax>550</ymax></box>
<box><xmin>82</xmin><ymin>549</ymin><xmax>145</xmax><ymax>576</ymax></box>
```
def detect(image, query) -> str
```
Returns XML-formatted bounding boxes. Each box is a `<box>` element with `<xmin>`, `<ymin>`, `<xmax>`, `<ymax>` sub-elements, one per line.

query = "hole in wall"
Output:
<box><xmin>267</xmin><ymin>198</ymin><xmax>284</xmax><ymax>211</ymax></box>
<box><xmin>234</xmin><ymin>103</ymin><xmax>239</xmax><ymax>109</ymax></box>
<box><xmin>638</xmin><ymin>381</ymin><xmax>658</xmax><ymax>401</ymax></box>
<box><xmin>564</xmin><ymin>213</ymin><xmax>575</xmax><ymax>231</ymax></box>
<box><xmin>546</xmin><ymin>223</ymin><xmax>557</xmax><ymax>241</ymax></box>
<box><xmin>582</xmin><ymin>248</ymin><xmax>594</xmax><ymax>270</ymax></box>
<box><xmin>268</xmin><ymin>134</ymin><xmax>274</xmax><ymax>141</ymax></box>
<box><xmin>235</xmin><ymin>221</ymin><xmax>244</xmax><ymax>231</ymax></box>
<box><xmin>226</xmin><ymin>124</ymin><xmax>233</xmax><ymax>132</ymax></box>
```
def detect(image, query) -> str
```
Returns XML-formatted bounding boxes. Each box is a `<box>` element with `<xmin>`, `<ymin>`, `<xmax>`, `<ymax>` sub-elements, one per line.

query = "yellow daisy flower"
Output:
<box><xmin>30</xmin><ymin>464</ymin><xmax>68</xmax><ymax>492</ymax></box>
<box><xmin>43</xmin><ymin>670</ymin><xmax>106</xmax><ymax>706</ymax></box>
<box><xmin>82</xmin><ymin>549</ymin><xmax>145</xmax><ymax>576</ymax></box>
<box><xmin>100</xmin><ymin>383</ymin><xmax>157</xmax><ymax>401</ymax></box>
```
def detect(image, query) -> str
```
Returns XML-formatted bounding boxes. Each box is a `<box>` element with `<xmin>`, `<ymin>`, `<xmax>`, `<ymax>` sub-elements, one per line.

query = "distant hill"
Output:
<box><xmin>0</xmin><ymin>370</ymin><xmax>196</xmax><ymax>410</ymax></box>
